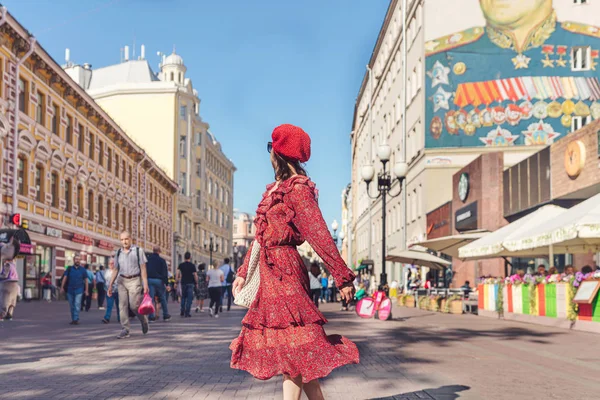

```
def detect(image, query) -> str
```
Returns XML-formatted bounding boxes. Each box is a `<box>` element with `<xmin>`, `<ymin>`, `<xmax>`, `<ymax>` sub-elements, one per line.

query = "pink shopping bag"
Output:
<box><xmin>138</xmin><ymin>293</ymin><xmax>155</xmax><ymax>315</ymax></box>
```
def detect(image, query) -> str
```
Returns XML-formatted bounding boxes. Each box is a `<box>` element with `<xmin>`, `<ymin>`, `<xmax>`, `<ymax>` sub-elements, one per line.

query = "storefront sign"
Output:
<box><xmin>46</xmin><ymin>227</ymin><xmax>63</xmax><ymax>238</ymax></box>
<box><xmin>72</xmin><ymin>233</ymin><xmax>93</xmax><ymax>245</ymax></box>
<box><xmin>19</xmin><ymin>243</ymin><xmax>34</xmax><ymax>254</ymax></box>
<box><xmin>26</xmin><ymin>221</ymin><xmax>45</xmax><ymax>234</ymax></box>
<box><xmin>426</xmin><ymin>202</ymin><xmax>452</xmax><ymax>239</ymax></box>
<box><xmin>455</xmin><ymin>202</ymin><xmax>478</xmax><ymax>232</ymax></box>
<box><xmin>98</xmin><ymin>240</ymin><xmax>114</xmax><ymax>250</ymax></box>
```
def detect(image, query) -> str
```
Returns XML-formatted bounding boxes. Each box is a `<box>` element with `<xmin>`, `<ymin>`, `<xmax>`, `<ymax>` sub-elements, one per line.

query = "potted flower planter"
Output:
<box><xmin>405</xmin><ymin>296</ymin><xmax>415</xmax><ymax>308</ymax></box>
<box><xmin>448</xmin><ymin>300</ymin><xmax>463</xmax><ymax>314</ymax></box>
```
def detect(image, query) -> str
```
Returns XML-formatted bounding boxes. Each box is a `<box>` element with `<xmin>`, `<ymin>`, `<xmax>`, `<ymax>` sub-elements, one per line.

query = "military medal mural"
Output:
<box><xmin>425</xmin><ymin>0</ymin><xmax>600</xmax><ymax>149</ymax></box>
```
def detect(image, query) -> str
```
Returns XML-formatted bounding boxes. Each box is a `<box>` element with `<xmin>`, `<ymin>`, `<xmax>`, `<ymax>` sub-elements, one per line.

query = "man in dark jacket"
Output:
<box><xmin>146</xmin><ymin>246</ymin><xmax>171</xmax><ymax>322</ymax></box>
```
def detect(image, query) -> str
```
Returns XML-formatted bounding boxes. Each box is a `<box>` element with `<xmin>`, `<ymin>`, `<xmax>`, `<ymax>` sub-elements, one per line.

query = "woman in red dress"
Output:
<box><xmin>231</xmin><ymin>124</ymin><xmax>359</xmax><ymax>399</ymax></box>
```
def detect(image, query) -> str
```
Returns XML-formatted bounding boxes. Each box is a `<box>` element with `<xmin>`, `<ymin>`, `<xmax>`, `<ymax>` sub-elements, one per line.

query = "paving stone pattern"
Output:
<box><xmin>1</xmin><ymin>300</ymin><xmax>600</xmax><ymax>399</ymax></box>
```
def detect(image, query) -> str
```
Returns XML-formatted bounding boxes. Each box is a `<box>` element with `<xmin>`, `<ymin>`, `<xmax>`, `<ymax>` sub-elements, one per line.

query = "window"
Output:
<box><xmin>107</xmin><ymin>199</ymin><xmax>112</xmax><ymax>227</ymax></box>
<box><xmin>196</xmin><ymin>132</ymin><xmax>202</xmax><ymax>145</ymax></box>
<box><xmin>77</xmin><ymin>186</ymin><xmax>84</xmax><ymax>217</ymax></box>
<box><xmin>98</xmin><ymin>140</ymin><xmax>104</xmax><ymax>166</ymax></box>
<box><xmin>107</xmin><ymin>148</ymin><xmax>113</xmax><ymax>173</ymax></box>
<box><xmin>51</xmin><ymin>172</ymin><xmax>59</xmax><ymax>208</ymax></box>
<box><xmin>65</xmin><ymin>179</ymin><xmax>72</xmax><ymax>212</ymax></box>
<box><xmin>121</xmin><ymin>159</ymin><xmax>126</xmax><ymax>182</ymax></box>
<box><xmin>65</xmin><ymin>115</ymin><xmax>73</xmax><ymax>145</ymax></box>
<box><xmin>225</xmin><ymin>190</ymin><xmax>229</xmax><ymax>206</ymax></box>
<box><xmin>17</xmin><ymin>158</ymin><xmax>26</xmax><ymax>195</ymax></box>
<box><xmin>411</xmin><ymin>70</ymin><xmax>417</xmax><ymax>99</ymax></box>
<box><xmin>78</xmin><ymin>124</ymin><xmax>84</xmax><ymax>152</ymax></box>
<box><xmin>180</xmin><ymin>172</ymin><xmax>187</xmax><ymax>195</ymax></box>
<box><xmin>35</xmin><ymin>165</ymin><xmax>44</xmax><ymax>202</ymax></box>
<box><xmin>18</xmin><ymin>78</ymin><xmax>27</xmax><ymax>113</ymax></box>
<box><xmin>128</xmin><ymin>165</ymin><xmax>133</xmax><ymax>186</ymax></box>
<box><xmin>98</xmin><ymin>195</ymin><xmax>104</xmax><ymax>224</ymax></box>
<box><xmin>180</xmin><ymin>105</ymin><xmax>187</xmax><ymax>119</ymax></box>
<box><xmin>574</xmin><ymin>0</ymin><xmax>587</xmax><ymax>4</ymax></box>
<box><xmin>52</xmin><ymin>104</ymin><xmax>59</xmax><ymax>135</ymax></box>
<box><xmin>179</xmin><ymin>136</ymin><xmax>187</xmax><ymax>158</ymax></box>
<box><xmin>128</xmin><ymin>211</ymin><xmax>132</xmax><ymax>235</ymax></box>
<box><xmin>572</xmin><ymin>46</ymin><xmax>591</xmax><ymax>71</ymax></box>
<box><xmin>209</xmin><ymin>178</ymin><xmax>213</xmax><ymax>194</ymax></box>
<box><xmin>122</xmin><ymin>208</ymin><xmax>126</xmax><ymax>230</ymax></box>
<box><xmin>35</xmin><ymin>92</ymin><xmax>44</xmax><ymax>125</ymax></box>
<box><xmin>88</xmin><ymin>190</ymin><xmax>94</xmax><ymax>221</ymax></box>
<box><xmin>571</xmin><ymin>116</ymin><xmax>592</xmax><ymax>132</ymax></box>
<box><xmin>196</xmin><ymin>190</ymin><xmax>202</xmax><ymax>208</ymax></box>
<box><xmin>89</xmin><ymin>133</ymin><xmax>95</xmax><ymax>159</ymax></box>
<box><xmin>196</xmin><ymin>159</ymin><xmax>201</xmax><ymax>177</ymax></box>
<box><xmin>417</xmin><ymin>59</ymin><xmax>423</xmax><ymax>90</ymax></box>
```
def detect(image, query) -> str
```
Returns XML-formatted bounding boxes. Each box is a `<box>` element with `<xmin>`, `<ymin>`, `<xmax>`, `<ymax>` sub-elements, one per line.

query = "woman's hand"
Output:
<box><xmin>232</xmin><ymin>277</ymin><xmax>246</xmax><ymax>297</ymax></box>
<box><xmin>339</xmin><ymin>284</ymin><xmax>355</xmax><ymax>303</ymax></box>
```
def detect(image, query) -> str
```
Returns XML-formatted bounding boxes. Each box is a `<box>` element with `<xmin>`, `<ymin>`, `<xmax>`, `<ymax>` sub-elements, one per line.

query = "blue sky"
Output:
<box><xmin>3</xmin><ymin>0</ymin><xmax>388</xmax><ymax>234</ymax></box>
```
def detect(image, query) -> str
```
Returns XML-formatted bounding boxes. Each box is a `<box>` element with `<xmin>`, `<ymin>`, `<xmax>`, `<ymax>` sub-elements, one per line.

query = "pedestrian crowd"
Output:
<box><xmin>54</xmin><ymin>230</ymin><xmax>235</xmax><ymax>338</ymax></box>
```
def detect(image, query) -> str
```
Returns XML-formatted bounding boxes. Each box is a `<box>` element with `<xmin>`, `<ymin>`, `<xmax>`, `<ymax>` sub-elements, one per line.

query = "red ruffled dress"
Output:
<box><xmin>230</xmin><ymin>175</ymin><xmax>359</xmax><ymax>383</ymax></box>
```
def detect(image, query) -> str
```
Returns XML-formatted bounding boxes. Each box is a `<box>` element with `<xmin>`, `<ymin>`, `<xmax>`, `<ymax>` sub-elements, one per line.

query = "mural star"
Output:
<box><xmin>427</xmin><ymin>60</ymin><xmax>451</xmax><ymax>88</ymax></box>
<box><xmin>555</xmin><ymin>57</ymin><xmax>567</xmax><ymax>67</ymax></box>
<box><xmin>480</xmin><ymin>126</ymin><xmax>519</xmax><ymax>147</ymax></box>
<box><xmin>522</xmin><ymin>120</ymin><xmax>560</xmax><ymax>145</ymax></box>
<box><xmin>432</xmin><ymin>86</ymin><xmax>452</xmax><ymax>112</ymax></box>
<box><xmin>512</xmin><ymin>54</ymin><xmax>531</xmax><ymax>69</ymax></box>
<box><xmin>541</xmin><ymin>57</ymin><xmax>554</xmax><ymax>68</ymax></box>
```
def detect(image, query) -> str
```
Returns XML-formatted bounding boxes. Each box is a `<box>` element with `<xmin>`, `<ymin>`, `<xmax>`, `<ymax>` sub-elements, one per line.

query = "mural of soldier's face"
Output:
<box><xmin>480</xmin><ymin>0</ymin><xmax>552</xmax><ymax>27</ymax></box>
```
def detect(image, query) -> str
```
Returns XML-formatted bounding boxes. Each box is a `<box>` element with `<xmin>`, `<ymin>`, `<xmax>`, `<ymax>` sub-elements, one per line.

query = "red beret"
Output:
<box><xmin>271</xmin><ymin>124</ymin><xmax>311</xmax><ymax>163</ymax></box>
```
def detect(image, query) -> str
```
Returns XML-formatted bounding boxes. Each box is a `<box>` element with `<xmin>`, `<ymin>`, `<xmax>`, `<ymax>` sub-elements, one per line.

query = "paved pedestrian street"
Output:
<box><xmin>1</xmin><ymin>301</ymin><xmax>599</xmax><ymax>400</ymax></box>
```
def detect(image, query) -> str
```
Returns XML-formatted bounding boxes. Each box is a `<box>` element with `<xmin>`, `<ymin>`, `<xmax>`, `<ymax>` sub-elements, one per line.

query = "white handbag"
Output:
<box><xmin>233</xmin><ymin>240</ymin><xmax>261</xmax><ymax>308</ymax></box>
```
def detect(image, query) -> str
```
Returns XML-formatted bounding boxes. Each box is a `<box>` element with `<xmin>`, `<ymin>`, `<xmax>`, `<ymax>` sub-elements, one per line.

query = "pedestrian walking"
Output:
<box><xmin>102</xmin><ymin>259</ymin><xmax>120</xmax><ymax>324</ymax></box>
<box><xmin>231</xmin><ymin>124</ymin><xmax>358</xmax><ymax>398</ymax></box>
<box><xmin>0</xmin><ymin>237</ymin><xmax>21</xmax><ymax>321</ymax></box>
<box><xmin>167</xmin><ymin>272</ymin><xmax>177</xmax><ymax>302</ymax></box>
<box><xmin>41</xmin><ymin>272</ymin><xmax>55</xmax><ymax>302</ymax></box>
<box><xmin>328</xmin><ymin>275</ymin><xmax>336</xmax><ymax>302</ymax></box>
<box><xmin>95</xmin><ymin>265</ymin><xmax>106</xmax><ymax>310</ymax></box>
<box><xmin>219</xmin><ymin>258</ymin><xmax>234</xmax><ymax>312</ymax></box>
<box><xmin>80</xmin><ymin>265</ymin><xmax>95</xmax><ymax>312</ymax></box>
<box><xmin>146</xmin><ymin>246</ymin><xmax>171</xmax><ymax>322</ymax></box>
<box><xmin>320</xmin><ymin>273</ymin><xmax>329</xmax><ymax>303</ymax></box>
<box><xmin>206</xmin><ymin>263</ymin><xmax>224</xmax><ymax>318</ymax></box>
<box><xmin>176</xmin><ymin>252</ymin><xmax>198</xmax><ymax>318</ymax></box>
<box><xmin>309</xmin><ymin>263</ymin><xmax>322</xmax><ymax>308</ymax></box>
<box><xmin>195</xmin><ymin>263</ymin><xmax>209</xmax><ymax>312</ymax></box>
<box><xmin>107</xmin><ymin>231</ymin><xmax>150</xmax><ymax>339</ymax></box>
<box><xmin>60</xmin><ymin>255</ymin><xmax>88</xmax><ymax>325</ymax></box>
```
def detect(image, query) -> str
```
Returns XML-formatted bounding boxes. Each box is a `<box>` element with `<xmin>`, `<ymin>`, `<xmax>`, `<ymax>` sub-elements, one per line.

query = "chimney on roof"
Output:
<box><xmin>141</xmin><ymin>44</ymin><xmax>145</xmax><ymax>60</ymax></box>
<box><xmin>65</xmin><ymin>48</ymin><xmax>71</xmax><ymax>65</ymax></box>
<box><xmin>124</xmin><ymin>45</ymin><xmax>129</xmax><ymax>62</ymax></box>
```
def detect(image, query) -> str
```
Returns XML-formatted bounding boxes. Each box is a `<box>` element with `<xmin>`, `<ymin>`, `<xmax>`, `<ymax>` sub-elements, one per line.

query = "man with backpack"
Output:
<box><xmin>60</xmin><ymin>255</ymin><xmax>88</xmax><ymax>325</ymax></box>
<box><xmin>219</xmin><ymin>258</ymin><xmax>234</xmax><ymax>312</ymax></box>
<box><xmin>107</xmin><ymin>231</ymin><xmax>149</xmax><ymax>339</ymax></box>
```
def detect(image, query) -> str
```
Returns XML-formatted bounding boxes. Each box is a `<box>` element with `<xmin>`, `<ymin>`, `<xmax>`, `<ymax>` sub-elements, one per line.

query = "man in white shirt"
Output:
<box><xmin>219</xmin><ymin>258</ymin><xmax>234</xmax><ymax>312</ymax></box>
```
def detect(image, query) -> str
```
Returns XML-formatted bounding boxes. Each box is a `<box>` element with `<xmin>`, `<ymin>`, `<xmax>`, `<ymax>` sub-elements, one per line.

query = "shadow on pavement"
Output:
<box><xmin>369</xmin><ymin>385</ymin><xmax>471</xmax><ymax>400</ymax></box>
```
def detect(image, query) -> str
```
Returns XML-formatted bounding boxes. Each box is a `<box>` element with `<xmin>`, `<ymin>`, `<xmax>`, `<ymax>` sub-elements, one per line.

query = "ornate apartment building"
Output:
<box><xmin>65</xmin><ymin>49</ymin><xmax>235</xmax><ymax>267</ymax></box>
<box><xmin>0</xmin><ymin>8</ymin><xmax>177</xmax><ymax>293</ymax></box>
<box><xmin>351</xmin><ymin>0</ymin><xmax>600</xmax><ymax>285</ymax></box>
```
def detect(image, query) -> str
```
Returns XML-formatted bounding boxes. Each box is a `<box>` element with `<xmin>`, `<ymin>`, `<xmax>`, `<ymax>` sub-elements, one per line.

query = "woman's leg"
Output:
<box><xmin>282</xmin><ymin>374</ymin><xmax>303</xmax><ymax>400</ymax></box>
<box><xmin>200</xmin><ymin>298</ymin><xmax>205</xmax><ymax>311</ymax></box>
<box><xmin>303</xmin><ymin>379</ymin><xmax>325</xmax><ymax>400</ymax></box>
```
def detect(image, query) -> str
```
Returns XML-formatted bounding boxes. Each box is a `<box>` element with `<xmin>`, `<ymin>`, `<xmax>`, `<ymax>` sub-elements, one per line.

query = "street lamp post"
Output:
<box><xmin>204</xmin><ymin>235</ymin><xmax>219</xmax><ymax>267</ymax></box>
<box><xmin>361</xmin><ymin>144</ymin><xmax>408</xmax><ymax>287</ymax></box>
<box><xmin>331</xmin><ymin>220</ymin><xmax>339</xmax><ymax>246</ymax></box>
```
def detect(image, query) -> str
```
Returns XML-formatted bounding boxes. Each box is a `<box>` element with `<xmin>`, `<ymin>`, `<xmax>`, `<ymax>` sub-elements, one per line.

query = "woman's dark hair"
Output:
<box><xmin>198</xmin><ymin>263</ymin><xmax>206</xmax><ymax>272</ymax></box>
<box><xmin>272</xmin><ymin>151</ymin><xmax>307</xmax><ymax>181</ymax></box>
<box><xmin>582</xmin><ymin>265</ymin><xmax>593</xmax><ymax>274</ymax></box>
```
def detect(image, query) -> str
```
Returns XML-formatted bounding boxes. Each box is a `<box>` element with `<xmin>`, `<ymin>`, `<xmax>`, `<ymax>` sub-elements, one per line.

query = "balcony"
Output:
<box><xmin>177</xmin><ymin>193</ymin><xmax>192</xmax><ymax>212</ymax></box>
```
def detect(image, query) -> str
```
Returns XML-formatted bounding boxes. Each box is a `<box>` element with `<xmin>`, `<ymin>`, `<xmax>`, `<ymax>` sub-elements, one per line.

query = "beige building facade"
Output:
<box><xmin>65</xmin><ymin>50</ymin><xmax>235</xmax><ymax>267</ymax></box>
<box><xmin>0</xmin><ymin>9</ymin><xmax>177</xmax><ymax>296</ymax></box>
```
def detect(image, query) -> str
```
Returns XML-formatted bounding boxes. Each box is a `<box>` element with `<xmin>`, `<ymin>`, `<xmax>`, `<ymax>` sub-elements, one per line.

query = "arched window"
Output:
<box><xmin>51</xmin><ymin>172</ymin><xmax>59</xmax><ymax>208</ymax></box>
<box><xmin>170</xmin><ymin>72</ymin><xmax>174</xmax><ymax>81</ymax></box>
<box><xmin>128</xmin><ymin>210</ymin><xmax>132</xmax><ymax>235</ymax></box>
<box><xmin>106</xmin><ymin>199</ymin><xmax>112</xmax><ymax>227</ymax></box>
<box><xmin>35</xmin><ymin>164</ymin><xmax>44</xmax><ymax>202</ymax></box>
<box><xmin>87</xmin><ymin>190</ymin><xmax>94</xmax><ymax>221</ymax></box>
<box><xmin>17</xmin><ymin>157</ymin><xmax>27</xmax><ymax>196</ymax></box>
<box><xmin>98</xmin><ymin>195</ymin><xmax>104</xmax><ymax>224</ymax></box>
<box><xmin>77</xmin><ymin>185</ymin><xmax>84</xmax><ymax>217</ymax></box>
<box><xmin>122</xmin><ymin>207</ymin><xmax>127</xmax><ymax>231</ymax></box>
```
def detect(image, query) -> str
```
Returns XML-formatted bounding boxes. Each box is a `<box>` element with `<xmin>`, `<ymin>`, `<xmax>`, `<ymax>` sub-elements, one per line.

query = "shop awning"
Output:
<box><xmin>458</xmin><ymin>205</ymin><xmax>566</xmax><ymax>260</ymax></box>
<box><xmin>413</xmin><ymin>230</ymin><xmax>488</xmax><ymax>258</ymax></box>
<box><xmin>503</xmin><ymin>193</ymin><xmax>600</xmax><ymax>254</ymax></box>
<box><xmin>355</xmin><ymin>259</ymin><xmax>374</xmax><ymax>271</ymax></box>
<box><xmin>386</xmin><ymin>250</ymin><xmax>451</xmax><ymax>270</ymax></box>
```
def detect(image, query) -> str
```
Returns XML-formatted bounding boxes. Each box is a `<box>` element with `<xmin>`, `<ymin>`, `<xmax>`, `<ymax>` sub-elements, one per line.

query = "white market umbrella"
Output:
<box><xmin>413</xmin><ymin>230</ymin><xmax>488</xmax><ymax>258</ymax></box>
<box><xmin>459</xmin><ymin>205</ymin><xmax>566</xmax><ymax>260</ymax></box>
<box><xmin>503</xmin><ymin>192</ymin><xmax>600</xmax><ymax>254</ymax></box>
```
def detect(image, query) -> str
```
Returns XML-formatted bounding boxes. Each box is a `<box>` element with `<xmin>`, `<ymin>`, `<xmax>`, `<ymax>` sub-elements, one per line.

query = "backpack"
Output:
<box><xmin>115</xmin><ymin>246</ymin><xmax>141</xmax><ymax>271</ymax></box>
<box><xmin>226</xmin><ymin>266</ymin><xmax>235</xmax><ymax>284</ymax></box>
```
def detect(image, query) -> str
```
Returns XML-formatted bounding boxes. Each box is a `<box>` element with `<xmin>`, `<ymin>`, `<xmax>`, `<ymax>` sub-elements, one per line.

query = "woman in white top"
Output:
<box><xmin>206</xmin><ymin>264</ymin><xmax>224</xmax><ymax>318</ymax></box>
<box><xmin>308</xmin><ymin>263</ymin><xmax>322</xmax><ymax>309</ymax></box>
